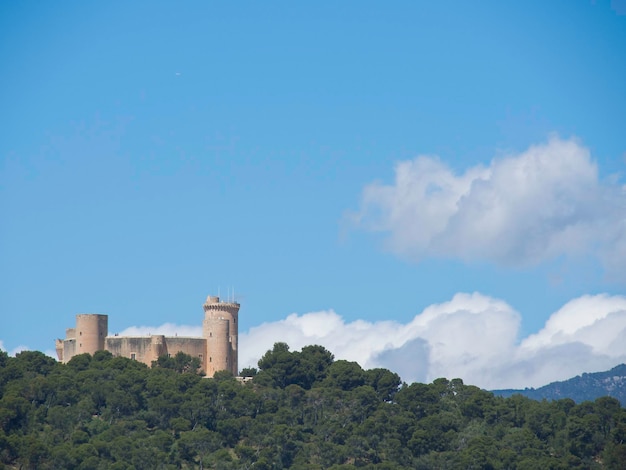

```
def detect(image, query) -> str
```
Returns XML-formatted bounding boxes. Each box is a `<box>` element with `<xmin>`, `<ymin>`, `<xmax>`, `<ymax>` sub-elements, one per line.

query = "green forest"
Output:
<box><xmin>1</xmin><ymin>343</ymin><xmax>625</xmax><ymax>469</ymax></box>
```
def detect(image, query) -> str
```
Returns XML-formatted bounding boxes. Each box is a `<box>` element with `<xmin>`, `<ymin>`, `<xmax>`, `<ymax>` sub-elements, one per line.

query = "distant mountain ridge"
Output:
<box><xmin>492</xmin><ymin>363</ymin><xmax>626</xmax><ymax>404</ymax></box>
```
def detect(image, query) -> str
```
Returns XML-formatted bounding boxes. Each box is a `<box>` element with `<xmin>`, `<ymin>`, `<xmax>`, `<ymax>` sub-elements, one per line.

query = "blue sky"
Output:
<box><xmin>1</xmin><ymin>1</ymin><xmax>625</xmax><ymax>388</ymax></box>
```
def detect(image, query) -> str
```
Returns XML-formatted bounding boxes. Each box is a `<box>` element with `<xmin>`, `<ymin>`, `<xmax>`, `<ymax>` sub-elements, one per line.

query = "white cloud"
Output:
<box><xmin>239</xmin><ymin>310</ymin><xmax>406</xmax><ymax>371</ymax></box>
<box><xmin>100</xmin><ymin>292</ymin><xmax>626</xmax><ymax>390</ymax></box>
<box><xmin>351</xmin><ymin>136</ymin><xmax>626</xmax><ymax>274</ymax></box>
<box><xmin>237</xmin><ymin>293</ymin><xmax>626</xmax><ymax>390</ymax></box>
<box><xmin>521</xmin><ymin>294</ymin><xmax>626</xmax><ymax>353</ymax></box>
<box><xmin>0</xmin><ymin>340</ymin><xmax>4</xmax><ymax>352</ymax></box>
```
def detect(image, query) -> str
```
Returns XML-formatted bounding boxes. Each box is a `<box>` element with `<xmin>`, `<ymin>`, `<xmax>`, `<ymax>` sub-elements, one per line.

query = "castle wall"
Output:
<box><xmin>105</xmin><ymin>336</ymin><xmax>154</xmax><ymax>364</ymax></box>
<box><xmin>162</xmin><ymin>337</ymin><xmax>207</xmax><ymax>372</ymax></box>
<box><xmin>58</xmin><ymin>338</ymin><xmax>76</xmax><ymax>363</ymax></box>
<box><xmin>55</xmin><ymin>339</ymin><xmax>64</xmax><ymax>362</ymax></box>
<box><xmin>104</xmin><ymin>336</ymin><xmax>207</xmax><ymax>371</ymax></box>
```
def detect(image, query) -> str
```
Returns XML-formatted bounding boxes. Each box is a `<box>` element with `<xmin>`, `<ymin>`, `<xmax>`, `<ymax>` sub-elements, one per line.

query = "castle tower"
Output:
<box><xmin>202</xmin><ymin>295</ymin><xmax>239</xmax><ymax>376</ymax></box>
<box><xmin>75</xmin><ymin>314</ymin><xmax>108</xmax><ymax>356</ymax></box>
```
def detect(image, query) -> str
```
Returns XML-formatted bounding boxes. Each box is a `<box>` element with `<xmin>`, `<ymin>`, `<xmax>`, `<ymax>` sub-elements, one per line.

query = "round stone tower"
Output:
<box><xmin>75</xmin><ymin>314</ymin><xmax>108</xmax><ymax>356</ymax></box>
<box><xmin>202</xmin><ymin>295</ymin><xmax>239</xmax><ymax>376</ymax></box>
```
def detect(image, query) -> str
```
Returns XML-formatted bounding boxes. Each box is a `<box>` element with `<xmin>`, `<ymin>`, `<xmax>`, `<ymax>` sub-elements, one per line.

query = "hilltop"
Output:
<box><xmin>493</xmin><ymin>364</ymin><xmax>626</xmax><ymax>404</ymax></box>
<box><xmin>1</xmin><ymin>345</ymin><xmax>626</xmax><ymax>468</ymax></box>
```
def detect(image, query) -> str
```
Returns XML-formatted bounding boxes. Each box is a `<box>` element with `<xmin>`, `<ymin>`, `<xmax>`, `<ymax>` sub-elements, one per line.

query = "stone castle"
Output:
<box><xmin>55</xmin><ymin>295</ymin><xmax>239</xmax><ymax>377</ymax></box>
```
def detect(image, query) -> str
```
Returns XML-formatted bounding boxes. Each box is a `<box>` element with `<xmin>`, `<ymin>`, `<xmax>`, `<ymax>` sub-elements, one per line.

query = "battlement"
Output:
<box><xmin>203</xmin><ymin>296</ymin><xmax>240</xmax><ymax>311</ymax></box>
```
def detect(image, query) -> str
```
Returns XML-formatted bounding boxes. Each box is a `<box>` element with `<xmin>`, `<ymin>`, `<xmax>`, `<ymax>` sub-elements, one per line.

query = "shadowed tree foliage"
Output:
<box><xmin>0</xmin><ymin>344</ymin><xmax>625</xmax><ymax>469</ymax></box>
<box><xmin>239</xmin><ymin>367</ymin><xmax>257</xmax><ymax>377</ymax></box>
<box><xmin>257</xmin><ymin>343</ymin><xmax>335</xmax><ymax>390</ymax></box>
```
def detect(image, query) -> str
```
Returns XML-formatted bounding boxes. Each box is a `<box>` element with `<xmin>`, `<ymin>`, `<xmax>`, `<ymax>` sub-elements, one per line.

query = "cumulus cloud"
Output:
<box><xmin>237</xmin><ymin>293</ymin><xmax>626</xmax><ymax>390</ymax></box>
<box><xmin>93</xmin><ymin>292</ymin><xmax>626</xmax><ymax>390</ymax></box>
<box><xmin>521</xmin><ymin>294</ymin><xmax>626</xmax><ymax>353</ymax></box>
<box><xmin>351</xmin><ymin>136</ymin><xmax>626</xmax><ymax>274</ymax></box>
<box><xmin>239</xmin><ymin>310</ymin><xmax>405</xmax><ymax>372</ymax></box>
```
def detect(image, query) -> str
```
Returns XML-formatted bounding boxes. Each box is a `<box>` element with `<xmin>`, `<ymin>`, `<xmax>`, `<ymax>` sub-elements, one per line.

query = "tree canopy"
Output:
<box><xmin>0</xmin><ymin>345</ymin><xmax>625</xmax><ymax>469</ymax></box>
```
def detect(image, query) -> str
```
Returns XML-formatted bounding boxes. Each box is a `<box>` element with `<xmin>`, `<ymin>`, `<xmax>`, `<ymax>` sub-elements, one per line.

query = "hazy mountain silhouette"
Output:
<box><xmin>492</xmin><ymin>363</ymin><xmax>626</xmax><ymax>404</ymax></box>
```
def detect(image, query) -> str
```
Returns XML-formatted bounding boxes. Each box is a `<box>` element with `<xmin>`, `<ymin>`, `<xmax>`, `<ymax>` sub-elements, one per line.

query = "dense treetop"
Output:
<box><xmin>1</xmin><ymin>344</ymin><xmax>625</xmax><ymax>469</ymax></box>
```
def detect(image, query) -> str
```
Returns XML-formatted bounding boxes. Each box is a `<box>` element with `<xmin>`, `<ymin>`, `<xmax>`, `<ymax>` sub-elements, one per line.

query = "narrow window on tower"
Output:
<box><xmin>210</xmin><ymin>357</ymin><xmax>212</xmax><ymax>363</ymax></box>
<box><xmin>131</xmin><ymin>353</ymin><xmax>136</xmax><ymax>360</ymax></box>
